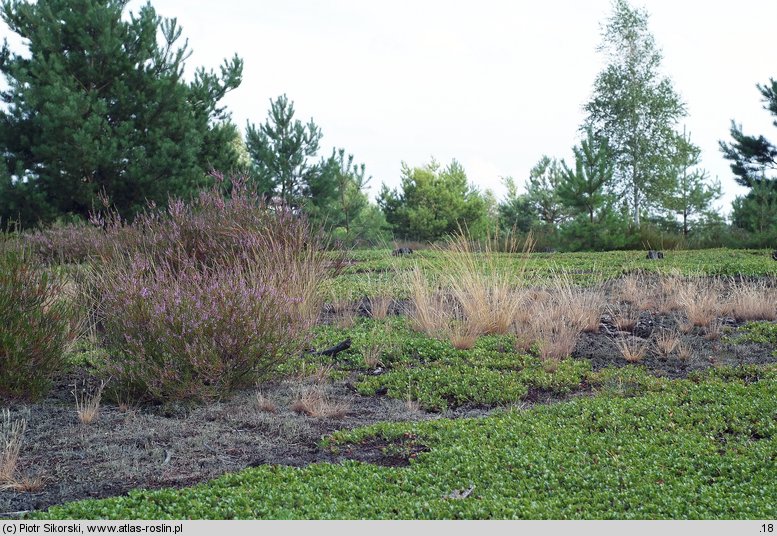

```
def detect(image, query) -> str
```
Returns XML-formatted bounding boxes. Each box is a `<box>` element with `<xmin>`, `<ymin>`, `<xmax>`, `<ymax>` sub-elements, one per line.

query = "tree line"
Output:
<box><xmin>1</xmin><ymin>0</ymin><xmax>775</xmax><ymax>249</ymax></box>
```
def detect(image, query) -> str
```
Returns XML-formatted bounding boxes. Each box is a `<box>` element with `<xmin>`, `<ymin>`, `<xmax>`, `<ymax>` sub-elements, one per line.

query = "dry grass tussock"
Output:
<box><xmin>255</xmin><ymin>391</ymin><xmax>278</xmax><ymax>414</ymax></box>
<box><xmin>677</xmin><ymin>342</ymin><xmax>693</xmax><ymax>362</ymax></box>
<box><xmin>551</xmin><ymin>273</ymin><xmax>605</xmax><ymax>333</ymax></box>
<box><xmin>610</xmin><ymin>304</ymin><xmax>640</xmax><ymax>332</ymax></box>
<box><xmin>291</xmin><ymin>386</ymin><xmax>349</xmax><ymax>419</ymax></box>
<box><xmin>726</xmin><ymin>280</ymin><xmax>777</xmax><ymax>322</ymax></box>
<box><xmin>616</xmin><ymin>336</ymin><xmax>649</xmax><ymax>363</ymax></box>
<box><xmin>368</xmin><ymin>294</ymin><xmax>393</xmax><ymax>320</ymax></box>
<box><xmin>654</xmin><ymin>329</ymin><xmax>680</xmax><ymax>358</ymax></box>
<box><xmin>529</xmin><ymin>299</ymin><xmax>582</xmax><ymax>363</ymax></box>
<box><xmin>73</xmin><ymin>380</ymin><xmax>106</xmax><ymax>425</ymax></box>
<box><xmin>655</xmin><ymin>272</ymin><xmax>683</xmax><ymax>314</ymax></box>
<box><xmin>409</xmin><ymin>229</ymin><xmax>533</xmax><ymax>347</ymax></box>
<box><xmin>1</xmin><ymin>410</ymin><xmax>42</xmax><ymax>492</ymax></box>
<box><xmin>678</xmin><ymin>278</ymin><xmax>723</xmax><ymax>327</ymax></box>
<box><xmin>618</xmin><ymin>272</ymin><xmax>654</xmax><ymax>311</ymax></box>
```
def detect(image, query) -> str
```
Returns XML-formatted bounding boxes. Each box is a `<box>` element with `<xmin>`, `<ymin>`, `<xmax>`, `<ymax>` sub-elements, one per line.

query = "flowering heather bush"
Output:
<box><xmin>0</xmin><ymin>240</ymin><xmax>74</xmax><ymax>399</ymax></box>
<box><xmin>95</xmin><ymin>258</ymin><xmax>312</xmax><ymax>402</ymax></box>
<box><xmin>22</xmin><ymin>221</ymin><xmax>103</xmax><ymax>265</ymax></box>
<box><xmin>90</xmin><ymin>173</ymin><xmax>326</xmax><ymax>273</ymax></box>
<box><xmin>87</xmin><ymin>175</ymin><xmax>335</xmax><ymax>402</ymax></box>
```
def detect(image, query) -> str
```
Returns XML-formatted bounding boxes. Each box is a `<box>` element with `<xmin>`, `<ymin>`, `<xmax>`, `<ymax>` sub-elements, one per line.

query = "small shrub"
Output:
<box><xmin>0</xmin><ymin>240</ymin><xmax>74</xmax><ymax>400</ymax></box>
<box><xmin>85</xmin><ymin>179</ymin><xmax>333</xmax><ymax>403</ymax></box>
<box><xmin>22</xmin><ymin>221</ymin><xmax>103</xmax><ymax>265</ymax></box>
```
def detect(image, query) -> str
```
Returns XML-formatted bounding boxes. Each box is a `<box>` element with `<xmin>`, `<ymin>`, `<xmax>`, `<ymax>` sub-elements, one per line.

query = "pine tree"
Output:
<box><xmin>720</xmin><ymin>78</ymin><xmax>777</xmax><ymax>187</ymax></box>
<box><xmin>378</xmin><ymin>159</ymin><xmax>487</xmax><ymax>241</ymax></box>
<box><xmin>720</xmin><ymin>76</ymin><xmax>777</xmax><ymax>241</ymax></box>
<box><xmin>661</xmin><ymin>128</ymin><xmax>721</xmax><ymax>237</ymax></box>
<box><xmin>245</xmin><ymin>94</ymin><xmax>324</xmax><ymax>207</ymax></box>
<box><xmin>558</xmin><ymin>128</ymin><xmax>615</xmax><ymax>224</ymax></box>
<box><xmin>0</xmin><ymin>0</ymin><xmax>242</xmax><ymax>227</ymax></box>
<box><xmin>525</xmin><ymin>156</ymin><xmax>565</xmax><ymax>225</ymax></box>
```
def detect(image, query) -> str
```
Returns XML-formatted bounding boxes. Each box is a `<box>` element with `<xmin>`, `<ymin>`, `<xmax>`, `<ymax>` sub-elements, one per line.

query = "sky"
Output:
<box><xmin>5</xmin><ymin>1</ymin><xmax>777</xmax><ymax>214</ymax></box>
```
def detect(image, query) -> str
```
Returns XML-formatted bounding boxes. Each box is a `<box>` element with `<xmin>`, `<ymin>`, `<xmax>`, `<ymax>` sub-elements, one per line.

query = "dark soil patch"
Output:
<box><xmin>0</xmin><ymin>371</ymin><xmax>436</xmax><ymax>515</ymax></box>
<box><xmin>335</xmin><ymin>433</ymin><xmax>430</xmax><ymax>467</ymax></box>
<box><xmin>574</xmin><ymin>311</ymin><xmax>777</xmax><ymax>379</ymax></box>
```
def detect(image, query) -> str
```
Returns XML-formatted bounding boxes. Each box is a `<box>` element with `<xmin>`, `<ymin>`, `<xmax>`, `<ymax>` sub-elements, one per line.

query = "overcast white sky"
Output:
<box><xmin>6</xmin><ymin>1</ymin><xmax>777</xmax><ymax>214</ymax></box>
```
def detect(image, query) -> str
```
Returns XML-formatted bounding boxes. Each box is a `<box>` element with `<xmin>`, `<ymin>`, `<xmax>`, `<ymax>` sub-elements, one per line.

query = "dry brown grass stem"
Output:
<box><xmin>73</xmin><ymin>380</ymin><xmax>106</xmax><ymax>425</ymax></box>
<box><xmin>616</xmin><ymin>336</ymin><xmax>649</xmax><ymax>363</ymax></box>
<box><xmin>291</xmin><ymin>386</ymin><xmax>349</xmax><ymax>419</ymax></box>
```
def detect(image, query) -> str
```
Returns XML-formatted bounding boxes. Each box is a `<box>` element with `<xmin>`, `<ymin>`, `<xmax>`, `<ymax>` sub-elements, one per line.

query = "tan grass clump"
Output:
<box><xmin>727</xmin><ymin>280</ymin><xmax>777</xmax><ymax>322</ymax></box>
<box><xmin>703</xmin><ymin>319</ymin><xmax>724</xmax><ymax>341</ymax></box>
<box><xmin>531</xmin><ymin>300</ymin><xmax>582</xmax><ymax>362</ymax></box>
<box><xmin>291</xmin><ymin>386</ymin><xmax>349</xmax><ymax>419</ymax></box>
<box><xmin>409</xmin><ymin>229</ymin><xmax>533</xmax><ymax>342</ymax></box>
<box><xmin>408</xmin><ymin>266</ymin><xmax>448</xmax><ymax>336</ymax></box>
<box><xmin>369</xmin><ymin>294</ymin><xmax>393</xmax><ymax>320</ymax></box>
<box><xmin>611</xmin><ymin>304</ymin><xmax>640</xmax><ymax>332</ymax></box>
<box><xmin>618</xmin><ymin>272</ymin><xmax>654</xmax><ymax>311</ymax></box>
<box><xmin>553</xmin><ymin>275</ymin><xmax>605</xmax><ymax>333</ymax></box>
<box><xmin>448</xmin><ymin>322</ymin><xmax>479</xmax><ymax>350</ymax></box>
<box><xmin>678</xmin><ymin>278</ymin><xmax>723</xmax><ymax>327</ymax></box>
<box><xmin>656</xmin><ymin>272</ymin><xmax>683</xmax><ymax>314</ymax></box>
<box><xmin>616</xmin><ymin>336</ymin><xmax>649</xmax><ymax>363</ymax></box>
<box><xmin>654</xmin><ymin>330</ymin><xmax>680</xmax><ymax>358</ymax></box>
<box><xmin>0</xmin><ymin>410</ymin><xmax>25</xmax><ymax>490</ymax></box>
<box><xmin>255</xmin><ymin>392</ymin><xmax>278</xmax><ymax>414</ymax></box>
<box><xmin>676</xmin><ymin>342</ymin><xmax>693</xmax><ymax>363</ymax></box>
<box><xmin>73</xmin><ymin>380</ymin><xmax>106</xmax><ymax>425</ymax></box>
<box><xmin>444</xmin><ymin>231</ymin><xmax>531</xmax><ymax>336</ymax></box>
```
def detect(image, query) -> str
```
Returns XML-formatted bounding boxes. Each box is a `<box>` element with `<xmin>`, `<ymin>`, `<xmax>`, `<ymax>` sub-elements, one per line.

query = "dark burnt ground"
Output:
<box><xmin>575</xmin><ymin>309</ymin><xmax>777</xmax><ymax>379</ymax></box>
<box><xmin>0</xmin><ymin>371</ymin><xmax>437</xmax><ymax>515</ymax></box>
